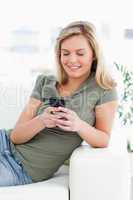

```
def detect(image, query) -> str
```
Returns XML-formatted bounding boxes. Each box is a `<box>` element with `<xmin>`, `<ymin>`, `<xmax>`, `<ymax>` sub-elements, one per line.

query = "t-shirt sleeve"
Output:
<box><xmin>96</xmin><ymin>87</ymin><xmax>118</xmax><ymax>106</ymax></box>
<box><xmin>30</xmin><ymin>74</ymin><xmax>46</xmax><ymax>101</ymax></box>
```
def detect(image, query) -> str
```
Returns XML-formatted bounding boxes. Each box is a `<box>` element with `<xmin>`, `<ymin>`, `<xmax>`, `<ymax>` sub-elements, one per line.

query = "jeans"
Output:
<box><xmin>0</xmin><ymin>129</ymin><xmax>32</xmax><ymax>186</ymax></box>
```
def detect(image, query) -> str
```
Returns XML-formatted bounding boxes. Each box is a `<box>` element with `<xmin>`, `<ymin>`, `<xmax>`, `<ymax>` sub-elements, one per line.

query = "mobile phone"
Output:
<box><xmin>49</xmin><ymin>97</ymin><xmax>65</xmax><ymax>107</ymax></box>
<box><xmin>49</xmin><ymin>97</ymin><xmax>67</xmax><ymax>120</ymax></box>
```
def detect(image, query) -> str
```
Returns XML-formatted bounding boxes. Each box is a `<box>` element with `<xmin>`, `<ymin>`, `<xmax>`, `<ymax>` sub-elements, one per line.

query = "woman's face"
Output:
<box><xmin>60</xmin><ymin>35</ymin><xmax>94</xmax><ymax>81</ymax></box>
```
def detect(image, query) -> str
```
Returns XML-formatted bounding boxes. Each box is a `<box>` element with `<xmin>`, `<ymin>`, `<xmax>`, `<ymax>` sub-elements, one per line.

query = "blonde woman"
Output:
<box><xmin>0</xmin><ymin>21</ymin><xmax>118</xmax><ymax>186</ymax></box>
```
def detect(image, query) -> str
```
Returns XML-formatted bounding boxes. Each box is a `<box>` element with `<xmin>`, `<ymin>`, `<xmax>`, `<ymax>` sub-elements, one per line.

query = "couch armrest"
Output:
<box><xmin>69</xmin><ymin>145</ymin><xmax>130</xmax><ymax>200</ymax></box>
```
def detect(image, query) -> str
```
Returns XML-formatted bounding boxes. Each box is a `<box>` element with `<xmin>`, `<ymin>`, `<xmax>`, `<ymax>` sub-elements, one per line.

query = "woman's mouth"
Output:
<box><xmin>67</xmin><ymin>65</ymin><xmax>81</xmax><ymax>70</ymax></box>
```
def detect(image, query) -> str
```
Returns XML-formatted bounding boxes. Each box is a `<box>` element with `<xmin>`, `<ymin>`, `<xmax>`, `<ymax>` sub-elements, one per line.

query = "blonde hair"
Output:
<box><xmin>55</xmin><ymin>21</ymin><xmax>116</xmax><ymax>89</ymax></box>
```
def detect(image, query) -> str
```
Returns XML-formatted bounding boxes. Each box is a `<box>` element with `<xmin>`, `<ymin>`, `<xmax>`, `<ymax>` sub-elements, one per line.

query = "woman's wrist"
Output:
<box><xmin>76</xmin><ymin>120</ymin><xmax>91</xmax><ymax>135</ymax></box>
<box><xmin>76</xmin><ymin>119</ymin><xmax>85</xmax><ymax>133</ymax></box>
<box><xmin>38</xmin><ymin>114</ymin><xmax>46</xmax><ymax>128</ymax></box>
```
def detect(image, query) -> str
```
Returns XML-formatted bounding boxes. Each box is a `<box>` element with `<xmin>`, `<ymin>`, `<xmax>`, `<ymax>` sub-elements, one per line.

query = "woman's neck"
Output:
<box><xmin>66</xmin><ymin>74</ymin><xmax>90</xmax><ymax>90</ymax></box>
<box><xmin>58</xmin><ymin>76</ymin><xmax>89</xmax><ymax>97</ymax></box>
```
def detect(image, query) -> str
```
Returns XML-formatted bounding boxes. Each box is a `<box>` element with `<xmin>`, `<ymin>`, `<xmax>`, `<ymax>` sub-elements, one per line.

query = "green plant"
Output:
<box><xmin>114</xmin><ymin>62</ymin><xmax>133</xmax><ymax>151</ymax></box>
<box><xmin>114</xmin><ymin>62</ymin><xmax>133</xmax><ymax>126</ymax></box>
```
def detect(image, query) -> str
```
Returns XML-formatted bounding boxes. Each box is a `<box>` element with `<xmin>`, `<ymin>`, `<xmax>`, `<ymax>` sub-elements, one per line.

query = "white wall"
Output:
<box><xmin>0</xmin><ymin>0</ymin><xmax>132</xmax><ymax>78</ymax></box>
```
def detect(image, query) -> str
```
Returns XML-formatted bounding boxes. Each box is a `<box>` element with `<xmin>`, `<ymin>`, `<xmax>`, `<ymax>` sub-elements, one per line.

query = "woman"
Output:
<box><xmin>0</xmin><ymin>21</ymin><xmax>118</xmax><ymax>186</ymax></box>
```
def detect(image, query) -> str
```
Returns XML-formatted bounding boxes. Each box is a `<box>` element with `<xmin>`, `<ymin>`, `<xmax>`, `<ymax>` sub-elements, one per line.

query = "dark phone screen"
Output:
<box><xmin>46</xmin><ymin>97</ymin><xmax>67</xmax><ymax>120</ymax></box>
<box><xmin>49</xmin><ymin>97</ymin><xmax>65</xmax><ymax>107</ymax></box>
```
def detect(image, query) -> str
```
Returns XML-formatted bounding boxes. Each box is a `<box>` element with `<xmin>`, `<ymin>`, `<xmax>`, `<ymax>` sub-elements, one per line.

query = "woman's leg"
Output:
<box><xmin>0</xmin><ymin>129</ymin><xmax>32</xmax><ymax>186</ymax></box>
<box><xmin>0</xmin><ymin>155</ymin><xmax>19</xmax><ymax>186</ymax></box>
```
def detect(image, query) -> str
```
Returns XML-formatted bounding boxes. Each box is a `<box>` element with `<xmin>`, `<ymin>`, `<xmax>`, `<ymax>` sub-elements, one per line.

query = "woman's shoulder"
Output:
<box><xmin>86</xmin><ymin>73</ymin><xmax>118</xmax><ymax>105</ymax></box>
<box><xmin>89</xmin><ymin>73</ymin><xmax>117</xmax><ymax>93</ymax></box>
<box><xmin>95</xmin><ymin>85</ymin><xmax>118</xmax><ymax>106</ymax></box>
<box><xmin>30</xmin><ymin>74</ymin><xmax>57</xmax><ymax>100</ymax></box>
<box><xmin>35</xmin><ymin>74</ymin><xmax>57</xmax><ymax>86</ymax></box>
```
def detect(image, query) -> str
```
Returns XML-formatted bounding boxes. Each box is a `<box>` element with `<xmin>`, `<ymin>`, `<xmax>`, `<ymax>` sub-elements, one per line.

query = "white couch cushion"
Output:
<box><xmin>0</xmin><ymin>165</ymin><xmax>69</xmax><ymax>200</ymax></box>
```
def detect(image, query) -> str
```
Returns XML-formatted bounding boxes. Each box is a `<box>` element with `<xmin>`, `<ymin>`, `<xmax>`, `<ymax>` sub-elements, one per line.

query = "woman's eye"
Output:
<box><xmin>77</xmin><ymin>52</ymin><xmax>84</xmax><ymax>56</ymax></box>
<box><xmin>63</xmin><ymin>54</ymin><xmax>69</xmax><ymax>56</ymax></box>
<box><xmin>62</xmin><ymin>53</ymin><xmax>84</xmax><ymax>56</ymax></box>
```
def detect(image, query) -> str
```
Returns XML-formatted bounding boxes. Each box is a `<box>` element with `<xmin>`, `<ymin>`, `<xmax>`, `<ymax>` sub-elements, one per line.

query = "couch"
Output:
<box><xmin>0</xmin><ymin>73</ymin><xmax>130</xmax><ymax>200</ymax></box>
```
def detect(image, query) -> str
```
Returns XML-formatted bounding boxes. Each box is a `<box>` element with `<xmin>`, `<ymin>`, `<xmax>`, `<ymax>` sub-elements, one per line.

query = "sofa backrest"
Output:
<box><xmin>0</xmin><ymin>75</ymin><xmax>35</xmax><ymax>129</ymax></box>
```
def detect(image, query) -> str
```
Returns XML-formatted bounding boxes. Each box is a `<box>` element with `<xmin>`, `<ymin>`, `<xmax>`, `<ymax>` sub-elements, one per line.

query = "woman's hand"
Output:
<box><xmin>40</xmin><ymin>107</ymin><xmax>61</xmax><ymax>128</ymax></box>
<box><xmin>54</xmin><ymin>107</ymin><xmax>83</xmax><ymax>132</ymax></box>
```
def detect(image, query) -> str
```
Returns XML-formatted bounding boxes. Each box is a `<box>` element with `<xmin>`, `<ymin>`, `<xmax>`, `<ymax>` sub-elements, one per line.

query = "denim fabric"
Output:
<box><xmin>0</xmin><ymin>129</ymin><xmax>32</xmax><ymax>186</ymax></box>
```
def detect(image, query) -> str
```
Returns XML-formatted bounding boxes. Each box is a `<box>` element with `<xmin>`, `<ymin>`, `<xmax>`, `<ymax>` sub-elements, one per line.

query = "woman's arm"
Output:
<box><xmin>10</xmin><ymin>97</ymin><xmax>45</xmax><ymax>144</ymax></box>
<box><xmin>51</xmin><ymin>100</ymin><xmax>118</xmax><ymax>148</ymax></box>
<box><xmin>77</xmin><ymin>100</ymin><xmax>118</xmax><ymax>147</ymax></box>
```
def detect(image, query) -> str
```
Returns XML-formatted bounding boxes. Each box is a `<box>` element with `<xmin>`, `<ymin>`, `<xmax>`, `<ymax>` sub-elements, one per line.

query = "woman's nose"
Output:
<box><xmin>69</xmin><ymin>54</ymin><xmax>77</xmax><ymax>63</ymax></box>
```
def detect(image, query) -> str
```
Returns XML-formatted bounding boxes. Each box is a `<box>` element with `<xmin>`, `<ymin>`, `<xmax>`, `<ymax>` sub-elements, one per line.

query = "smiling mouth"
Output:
<box><xmin>67</xmin><ymin>65</ymin><xmax>81</xmax><ymax>69</ymax></box>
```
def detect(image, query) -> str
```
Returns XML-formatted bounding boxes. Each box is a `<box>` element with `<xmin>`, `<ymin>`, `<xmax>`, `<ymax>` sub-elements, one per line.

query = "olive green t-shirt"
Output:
<box><xmin>8</xmin><ymin>73</ymin><xmax>118</xmax><ymax>182</ymax></box>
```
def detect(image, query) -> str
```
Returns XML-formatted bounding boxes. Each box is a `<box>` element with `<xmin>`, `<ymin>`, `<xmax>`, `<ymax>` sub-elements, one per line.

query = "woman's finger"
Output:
<box><xmin>53</xmin><ymin>111</ymin><xmax>68</xmax><ymax>119</ymax></box>
<box><xmin>55</xmin><ymin>118</ymin><xmax>70</xmax><ymax>126</ymax></box>
<box><xmin>57</xmin><ymin>106</ymin><xmax>71</xmax><ymax>114</ymax></box>
<box><xmin>57</xmin><ymin>124</ymin><xmax>71</xmax><ymax>131</ymax></box>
